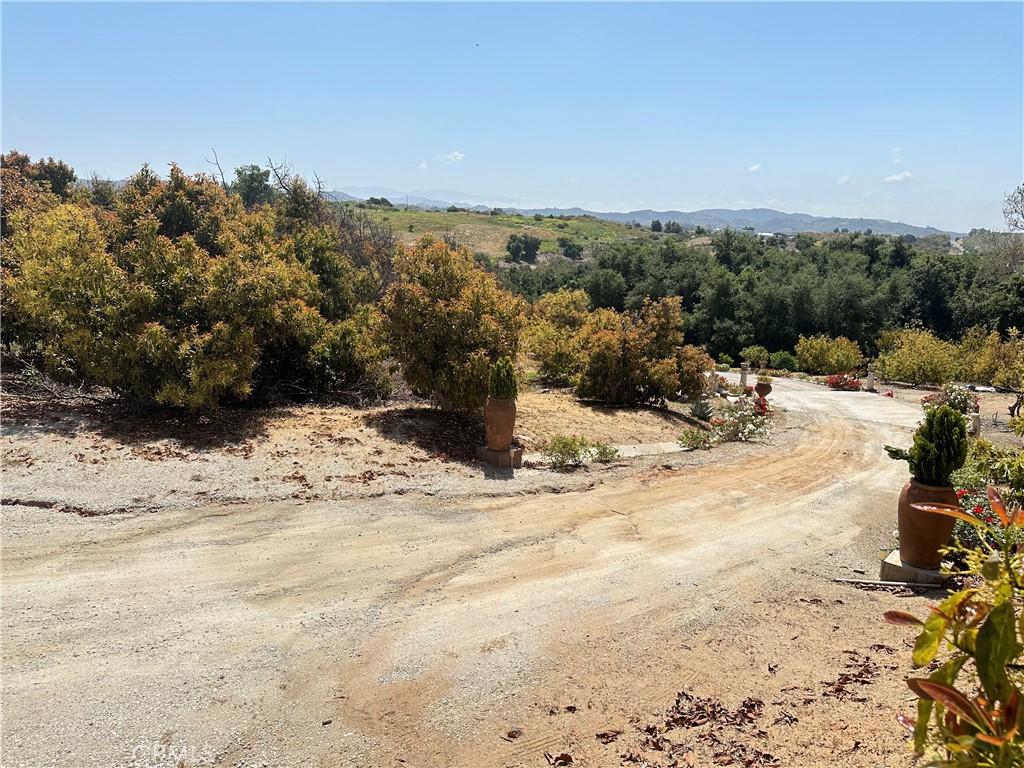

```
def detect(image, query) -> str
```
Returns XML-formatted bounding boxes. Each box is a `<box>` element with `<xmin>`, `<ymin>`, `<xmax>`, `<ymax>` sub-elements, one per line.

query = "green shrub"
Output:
<box><xmin>739</xmin><ymin>344</ymin><xmax>770</xmax><ymax>366</ymax></box>
<box><xmin>961</xmin><ymin>439</ymin><xmax>1024</xmax><ymax>508</ymax></box>
<box><xmin>678</xmin><ymin>428</ymin><xmax>712</xmax><ymax>450</ymax></box>
<box><xmin>576</xmin><ymin>297</ymin><xmax>688</xmax><ymax>406</ymax></box>
<box><xmin>874</xmin><ymin>328</ymin><xmax>957</xmax><ymax>385</ymax></box>
<box><xmin>885</xmin><ymin>404</ymin><xmax>968</xmax><ymax>486</ymax></box>
<box><xmin>716</xmin><ymin>353</ymin><xmax>734</xmax><ymax>369</ymax></box>
<box><xmin>794</xmin><ymin>334</ymin><xmax>864</xmax><ymax>375</ymax></box>
<box><xmin>527</xmin><ymin>289</ymin><xmax>589</xmax><ymax>384</ymax></box>
<box><xmin>769</xmin><ymin>350</ymin><xmax>798</xmax><ymax>371</ymax></box>
<box><xmin>589</xmin><ymin>441</ymin><xmax>619</xmax><ymax>463</ymax></box>
<box><xmin>488</xmin><ymin>356</ymin><xmax>518</xmax><ymax>399</ymax></box>
<box><xmin>540</xmin><ymin>434</ymin><xmax>590</xmax><ymax>469</ymax></box>
<box><xmin>4</xmin><ymin>168</ymin><xmax>389</xmax><ymax>410</ymax></box>
<box><xmin>382</xmin><ymin>236</ymin><xmax>527</xmax><ymax>412</ymax></box>
<box><xmin>676</xmin><ymin>345</ymin><xmax>715</xmax><ymax>400</ymax></box>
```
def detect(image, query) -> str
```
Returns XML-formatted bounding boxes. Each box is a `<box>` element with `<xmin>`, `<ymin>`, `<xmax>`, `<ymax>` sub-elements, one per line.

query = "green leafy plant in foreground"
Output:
<box><xmin>885</xmin><ymin>487</ymin><xmax>1024</xmax><ymax>766</ymax></box>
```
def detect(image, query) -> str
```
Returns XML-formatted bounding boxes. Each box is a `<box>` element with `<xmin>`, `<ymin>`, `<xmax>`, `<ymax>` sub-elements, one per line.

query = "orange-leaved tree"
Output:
<box><xmin>381</xmin><ymin>235</ymin><xmax>526</xmax><ymax>412</ymax></box>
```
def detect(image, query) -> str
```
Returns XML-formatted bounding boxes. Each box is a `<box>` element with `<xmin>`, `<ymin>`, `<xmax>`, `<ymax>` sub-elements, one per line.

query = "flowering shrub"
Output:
<box><xmin>710</xmin><ymin>397</ymin><xmax>772</xmax><ymax>442</ymax></box>
<box><xmin>921</xmin><ymin>383</ymin><xmax>978</xmax><ymax>416</ymax></box>
<box><xmin>827</xmin><ymin>373</ymin><xmax>861</xmax><ymax>391</ymax></box>
<box><xmin>678</xmin><ymin>428</ymin><xmax>712</xmax><ymax>450</ymax></box>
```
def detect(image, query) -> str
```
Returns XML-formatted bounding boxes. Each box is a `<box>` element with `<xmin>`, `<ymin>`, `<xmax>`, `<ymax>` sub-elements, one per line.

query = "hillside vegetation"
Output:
<box><xmin>3</xmin><ymin>152</ymin><xmax>1022</xmax><ymax>416</ymax></box>
<box><xmin>359</xmin><ymin>205</ymin><xmax>646</xmax><ymax>260</ymax></box>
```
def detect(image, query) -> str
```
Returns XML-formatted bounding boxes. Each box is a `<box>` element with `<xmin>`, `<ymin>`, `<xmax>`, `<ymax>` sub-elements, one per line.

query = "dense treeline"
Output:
<box><xmin>1</xmin><ymin>152</ymin><xmax>397</xmax><ymax>409</ymax></box>
<box><xmin>3</xmin><ymin>150</ymin><xmax>1022</xmax><ymax>413</ymax></box>
<box><xmin>496</xmin><ymin>227</ymin><xmax>1024</xmax><ymax>359</ymax></box>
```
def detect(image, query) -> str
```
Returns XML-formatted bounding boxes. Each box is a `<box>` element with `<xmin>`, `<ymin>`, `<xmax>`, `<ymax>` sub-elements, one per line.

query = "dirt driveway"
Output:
<box><xmin>3</xmin><ymin>379</ymin><xmax>937</xmax><ymax>767</ymax></box>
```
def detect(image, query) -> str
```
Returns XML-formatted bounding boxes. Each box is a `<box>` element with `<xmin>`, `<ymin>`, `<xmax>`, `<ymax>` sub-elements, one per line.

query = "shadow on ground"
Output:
<box><xmin>362</xmin><ymin>406</ymin><xmax>485</xmax><ymax>464</ymax></box>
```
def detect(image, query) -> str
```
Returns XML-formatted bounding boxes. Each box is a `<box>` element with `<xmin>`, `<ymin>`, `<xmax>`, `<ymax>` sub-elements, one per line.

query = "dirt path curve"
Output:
<box><xmin>2</xmin><ymin>380</ymin><xmax>931</xmax><ymax>768</ymax></box>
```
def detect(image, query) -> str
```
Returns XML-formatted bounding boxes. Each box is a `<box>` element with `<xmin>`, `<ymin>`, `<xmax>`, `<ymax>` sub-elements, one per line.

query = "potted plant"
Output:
<box><xmin>884</xmin><ymin>404</ymin><xmax>968</xmax><ymax>569</ymax></box>
<box><xmin>484</xmin><ymin>356</ymin><xmax>518</xmax><ymax>451</ymax></box>
<box><xmin>754</xmin><ymin>369</ymin><xmax>772</xmax><ymax>398</ymax></box>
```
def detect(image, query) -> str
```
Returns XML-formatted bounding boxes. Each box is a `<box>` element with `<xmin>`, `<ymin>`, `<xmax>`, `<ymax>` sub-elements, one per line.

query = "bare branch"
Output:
<box><xmin>205</xmin><ymin>148</ymin><xmax>227</xmax><ymax>188</ymax></box>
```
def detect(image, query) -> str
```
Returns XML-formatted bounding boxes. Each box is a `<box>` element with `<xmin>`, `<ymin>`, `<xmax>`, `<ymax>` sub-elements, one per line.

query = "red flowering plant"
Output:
<box><xmin>951</xmin><ymin>459</ymin><xmax>1024</xmax><ymax>553</ymax></box>
<box><xmin>826</xmin><ymin>372</ymin><xmax>862</xmax><ymax>391</ymax></box>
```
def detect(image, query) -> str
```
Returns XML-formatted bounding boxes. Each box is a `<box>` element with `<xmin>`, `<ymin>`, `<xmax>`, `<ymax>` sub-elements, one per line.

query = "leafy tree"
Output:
<box><xmin>585</xmin><ymin>268</ymin><xmax>628</xmax><ymax>310</ymax></box>
<box><xmin>5</xmin><ymin>163</ymin><xmax>390</xmax><ymax>408</ymax></box>
<box><xmin>557</xmin><ymin>235</ymin><xmax>582</xmax><ymax>260</ymax></box>
<box><xmin>575</xmin><ymin>297</ymin><xmax>706</xmax><ymax>406</ymax></box>
<box><xmin>506</xmin><ymin>233</ymin><xmax>541</xmax><ymax>262</ymax></box>
<box><xmin>232</xmin><ymin>164</ymin><xmax>274</xmax><ymax>209</ymax></box>
<box><xmin>663</xmin><ymin>221</ymin><xmax>683</xmax><ymax>234</ymax></box>
<box><xmin>382</xmin><ymin>236</ymin><xmax>526</xmax><ymax>412</ymax></box>
<box><xmin>650</xmin><ymin>219</ymin><xmax>662</xmax><ymax>232</ymax></box>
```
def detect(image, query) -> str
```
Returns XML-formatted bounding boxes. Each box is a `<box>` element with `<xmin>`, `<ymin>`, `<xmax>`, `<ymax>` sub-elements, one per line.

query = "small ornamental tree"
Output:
<box><xmin>886</xmin><ymin>404</ymin><xmax>969</xmax><ymax>487</ymax></box>
<box><xmin>488</xmin><ymin>356</ymin><xmax>518</xmax><ymax>400</ymax></box>
<box><xmin>382</xmin><ymin>236</ymin><xmax>526</xmax><ymax>412</ymax></box>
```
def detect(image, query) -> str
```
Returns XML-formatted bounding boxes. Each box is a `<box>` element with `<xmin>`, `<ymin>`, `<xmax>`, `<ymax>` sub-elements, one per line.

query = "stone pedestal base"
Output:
<box><xmin>879</xmin><ymin>549</ymin><xmax>947</xmax><ymax>585</ymax></box>
<box><xmin>475</xmin><ymin>447</ymin><xmax>523</xmax><ymax>469</ymax></box>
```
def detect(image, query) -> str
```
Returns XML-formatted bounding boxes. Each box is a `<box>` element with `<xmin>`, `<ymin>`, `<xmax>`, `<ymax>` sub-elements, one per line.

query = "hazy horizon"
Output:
<box><xmin>3</xmin><ymin>2</ymin><xmax>1021</xmax><ymax>232</ymax></box>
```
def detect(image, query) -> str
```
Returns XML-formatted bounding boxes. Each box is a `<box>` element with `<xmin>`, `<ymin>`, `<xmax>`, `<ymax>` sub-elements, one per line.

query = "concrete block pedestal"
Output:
<box><xmin>475</xmin><ymin>447</ymin><xmax>523</xmax><ymax>469</ymax></box>
<box><xmin>879</xmin><ymin>549</ymin><xmax>947</xmax><ymax>585</ymax></box>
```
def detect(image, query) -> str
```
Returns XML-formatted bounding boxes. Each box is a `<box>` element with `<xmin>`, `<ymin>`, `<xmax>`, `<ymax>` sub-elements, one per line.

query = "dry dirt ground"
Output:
<box><xmin>1</xmin><ymin>377</ymin><xmax>1015</xmax><ymax>768</ymax></box>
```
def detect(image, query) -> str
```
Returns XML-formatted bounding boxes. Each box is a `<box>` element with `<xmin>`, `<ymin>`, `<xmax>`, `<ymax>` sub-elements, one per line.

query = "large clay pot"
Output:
<box><xmin>755</xmin><ymin>380</ymin><xmax>772</xmax><ymax>398</ymax></box>
<box><xmin>897</xmin><ymin>478</ymin><xmax>960</xmax><ymax>569</ymax></box>
<box><xmin>484</xmin><ymin>397</ymin><xmax>516</xmax><ymax>451</ymax></box>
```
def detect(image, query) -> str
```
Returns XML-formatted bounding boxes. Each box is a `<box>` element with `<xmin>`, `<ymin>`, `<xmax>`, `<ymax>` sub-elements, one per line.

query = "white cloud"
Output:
<box><xmin>836</xmin><ymin>174</ymin><xmax>850</xmax><ymax>185</ymax></box>
<box><xmin>437</xmin><ymin>150</ymin><xmax>464</xmax><ymax>163</ymax></box>
<box><xmin>748</xmin><ymin>163</ymin><xmax>761</xmax><ymax>172</ymax></box>
<box><xmin>884</xmin><ymin>171</ymin><xmax>913</xmax><ymax>183</ymax></box>
<box><xmin>417</xmin><ymin>161</ymin><xmax>427</xmax><ymax>171</ymax></box>
<box><xmin>890</xmin><ymin>147</ymin><xmax>903</xmax><ymax>165</ymax></box>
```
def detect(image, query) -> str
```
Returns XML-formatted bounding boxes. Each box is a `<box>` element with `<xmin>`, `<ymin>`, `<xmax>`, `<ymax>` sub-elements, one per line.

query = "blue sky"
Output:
<box><xmin>3</xmin><ymin>2</ymin><xmax>1022</xmax><ymax>231</ymax></box>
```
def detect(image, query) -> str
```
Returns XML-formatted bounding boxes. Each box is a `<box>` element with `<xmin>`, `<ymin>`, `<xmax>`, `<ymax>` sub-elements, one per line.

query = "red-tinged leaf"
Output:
<box><xmin>913</xmin><ymin>681</ymin><xmax>986</xmax><ymax>729</ymax></box>
<box><xmin>896</xmin><ymin>713</ymin><xmax>916</xmax><ymax>733</ymax></box>
<box><xmin>910</xmin><ymin>502</ymin><xmax>986</xmax><ymax>527</ymax></box>
<box><xmin>987</xmin><ymin>486</ymin><xmax>1009</xmax><ymax>528</ymax></box>
<box><xmin>884</xmin><ymin>610</ymin><xmax>923</xmax><ymax>626</ymax></box>
<box><xmin>975</xmin><ymin>732</ymin><xmax>1006</xmax><ymax>746</ymax></box>
<box><xmin>1003</xmin><ymin>688</ymin><xmax>1020</xmax><ymax>729</ymax></box>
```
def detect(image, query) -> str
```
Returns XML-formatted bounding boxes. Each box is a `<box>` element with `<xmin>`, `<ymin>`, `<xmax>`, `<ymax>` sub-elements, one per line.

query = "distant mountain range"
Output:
<box><xmin>330</xmin><ymin>186</ymin><xmax>954</xmax><ymax>237</ymax></box>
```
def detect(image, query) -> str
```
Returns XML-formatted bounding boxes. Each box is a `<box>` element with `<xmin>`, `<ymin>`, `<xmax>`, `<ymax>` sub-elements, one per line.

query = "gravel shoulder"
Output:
<box><xmin>0</xmin><ymin>378</ymin><xmax>965</xmax><ymax>767</ymax></box>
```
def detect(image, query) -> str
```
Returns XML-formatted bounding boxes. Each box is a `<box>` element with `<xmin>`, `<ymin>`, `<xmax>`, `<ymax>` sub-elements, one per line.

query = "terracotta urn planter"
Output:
<box><xmin>754</xmin><ymin>380</ymin><xmax>772</xmax><ymax>398</ymax></box>
<box><xmin>897</xmin><ymin>479</ymin><xmax>960</xmax><ymax>569</ymax></box>
<box><xmin>484</xmin><ymin>397</ymin><xmax>516</xmax><ymax>451</ymax></box>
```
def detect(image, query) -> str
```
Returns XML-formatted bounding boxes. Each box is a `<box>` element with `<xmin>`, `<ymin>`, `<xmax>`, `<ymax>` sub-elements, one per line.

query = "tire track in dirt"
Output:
<box><xmin>2</xmin><ymin>379</ymin><xmax>926</xmax><ymax>768</ymax></box>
